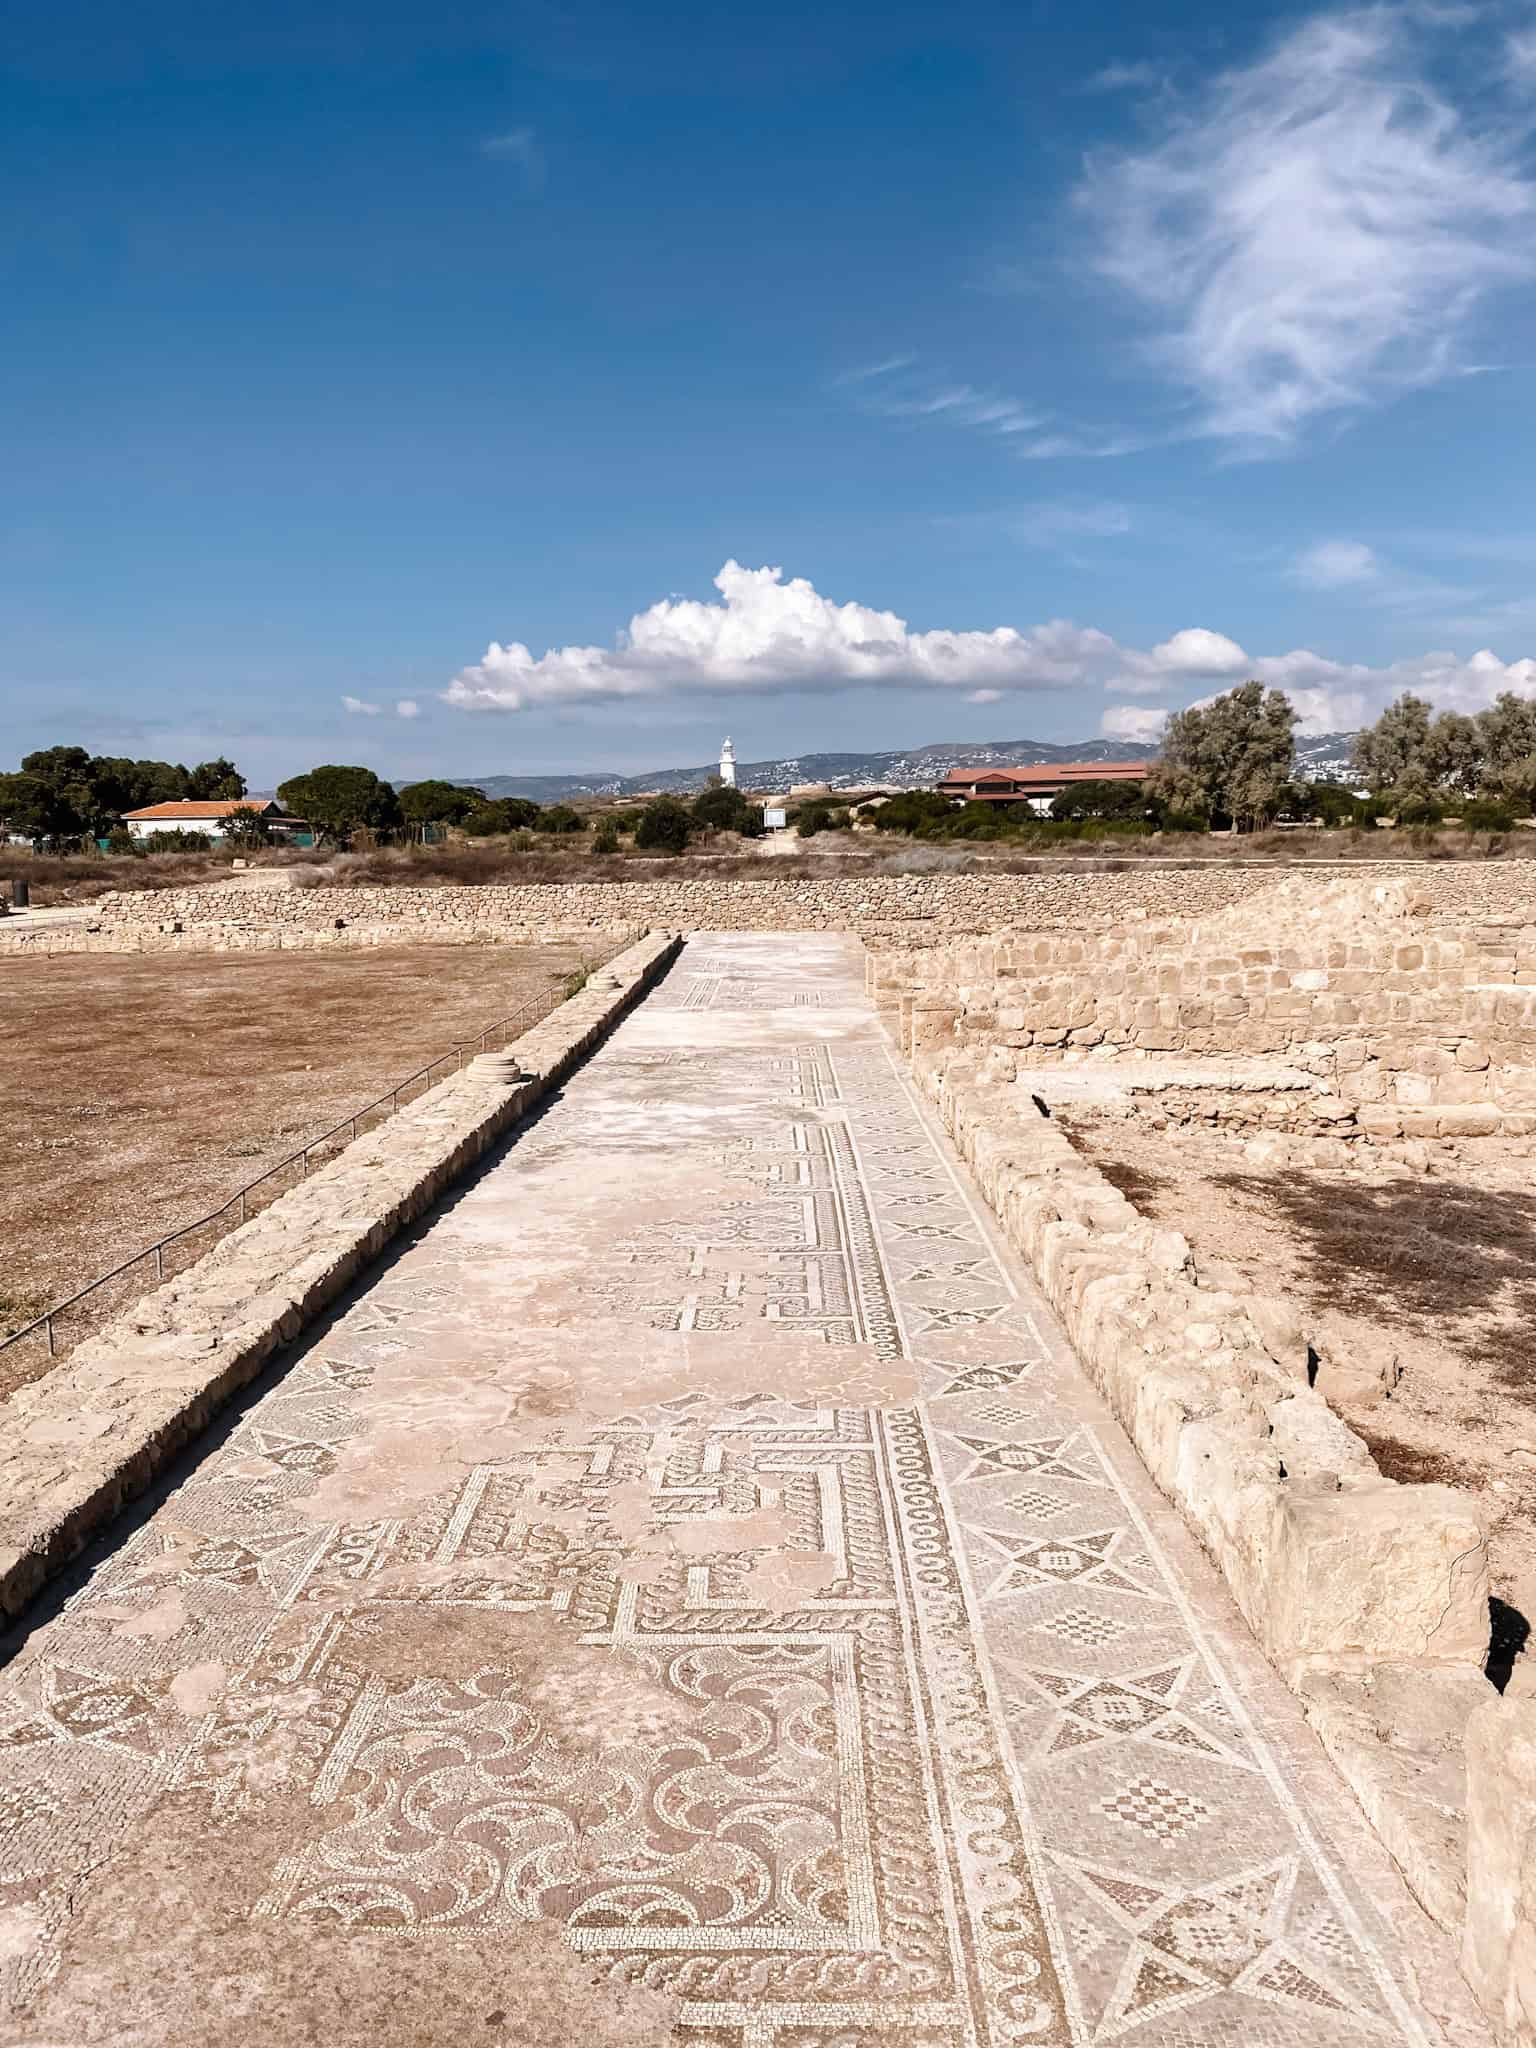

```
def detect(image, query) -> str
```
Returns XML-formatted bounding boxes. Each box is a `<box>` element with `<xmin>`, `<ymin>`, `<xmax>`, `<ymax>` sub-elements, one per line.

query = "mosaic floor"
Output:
<box><xmin>0</xmin><ymin>934</ymin><xmax>1481</xmax><ymax>2045</ymax></box>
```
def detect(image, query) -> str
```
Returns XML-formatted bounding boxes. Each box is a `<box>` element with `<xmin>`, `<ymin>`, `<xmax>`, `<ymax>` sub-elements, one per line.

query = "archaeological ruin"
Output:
<box><xmin>0</xmin><ymin>864</ymin><xmax>1533</xmax><ymax>2045</ymax></box>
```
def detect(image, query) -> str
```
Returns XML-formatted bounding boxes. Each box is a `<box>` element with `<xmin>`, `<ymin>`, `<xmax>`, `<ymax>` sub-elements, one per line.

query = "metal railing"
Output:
<box><xmin>1</xmin><ymin>932</ymin><xmax>640</xmax><ymax>1369</ymax></box>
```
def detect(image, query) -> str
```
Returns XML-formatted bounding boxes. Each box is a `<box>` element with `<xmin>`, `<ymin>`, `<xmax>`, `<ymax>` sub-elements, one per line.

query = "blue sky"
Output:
<box><xmin>4</xmin><ymin>0</ymin><xmax>1536</xmax><ymax>782</ymax></box>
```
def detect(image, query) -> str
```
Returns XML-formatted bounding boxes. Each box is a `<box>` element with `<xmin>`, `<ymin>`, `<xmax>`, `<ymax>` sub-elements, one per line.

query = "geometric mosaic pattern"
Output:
<box><xmin>0</xmin><ymin>934</ymin><xmax>1475</xmax><ymax>2043</ymax></box>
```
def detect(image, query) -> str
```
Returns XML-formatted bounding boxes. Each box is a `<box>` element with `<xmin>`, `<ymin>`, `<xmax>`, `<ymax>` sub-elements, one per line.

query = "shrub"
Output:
<box><xmin>540</xmin><ymin>803</ymin><xmax>586</xmax><ymax>834</ymax></box>
<box><xmin>691</xmin><ymin>785</ymin><xmax>764</xmax><ymax>836</ymax></box>
<box><xmin>794</xmin><ymin>801</ymin><xmax>850</xmax><ymax>838</ymax></box>
<box><xmin>1461</xmin><ymin>798</ymin><xmax>1518</xmax><ymax>831</ymax></box>
<box><xmin>592</xmin><ymin>818</ymin><xmax>621</xmax><ymax>855</ymax></box>
<box><xmin>634</xmin><ymin>797</ymin><xmax>693</xmax><ymax>854</ymax></box>
<box><xmin>870</xmin><ymin>790</ymin><xmax>958</xmax><ymax>834</ymax></box>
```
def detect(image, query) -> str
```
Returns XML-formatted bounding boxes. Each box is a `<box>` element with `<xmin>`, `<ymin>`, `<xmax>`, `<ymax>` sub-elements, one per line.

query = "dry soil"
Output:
<box><xmin>0</xmin><ymin>941</ymin><xmax>590</xmax><ymax>1393</ymax></box>
<box><xmin>1062</xmin><ymin>1117</ymin><xmax>1536</xmax><ymax>1667</ymax></box>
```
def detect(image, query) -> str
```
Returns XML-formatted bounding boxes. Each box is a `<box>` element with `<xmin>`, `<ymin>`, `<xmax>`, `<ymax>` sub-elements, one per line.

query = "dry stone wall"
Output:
<box><xmin>867</xmin><ymin>875</ymin><xmax>1536</xmax><ymax>1145</ymax></box>
<box><xmin>5</xmin><ymin>867</ymin><xmax>1284</xmax><ymax>955</ymax></box>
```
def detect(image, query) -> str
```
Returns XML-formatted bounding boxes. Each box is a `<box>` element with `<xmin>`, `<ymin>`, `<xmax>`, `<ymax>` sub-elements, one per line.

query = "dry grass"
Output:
<box><xmin>1063</xmin><ymin>1117</ymin><xmax>1536</xmax><ymax>1623</ymax></box>
<box><xmin>0</xmin><ymin>941</ymin><xmax>591</xmax><ymax>1395</ymax></box>
<box><xmin>12</xmin><ymin>821</ymin><xmax>1536</xmax><ymax>908</ymax></box>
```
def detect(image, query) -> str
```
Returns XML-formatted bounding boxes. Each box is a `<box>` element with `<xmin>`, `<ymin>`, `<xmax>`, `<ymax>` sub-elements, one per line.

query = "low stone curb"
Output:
<box><xmin>899</xmin><ymin>1035</ymin><xmax>1536</xmax><ymax>2042</ymax></box>
<box><xmin>0</xmin><ymin>930</ymin><xmax>682</xmax><ymax>1622</ymax></box>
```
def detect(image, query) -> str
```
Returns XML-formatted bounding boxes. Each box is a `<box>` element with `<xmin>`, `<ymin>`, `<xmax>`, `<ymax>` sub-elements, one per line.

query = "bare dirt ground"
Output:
<box><xmin>0</xmin><ymin>941</ymin><xmax>591</xmax><ymax>1395</ymax></box>
<box><xmin>1061</xmin><ymin>1118</ymin><xmax>1536</xmax><ymax>1665</ymax></box>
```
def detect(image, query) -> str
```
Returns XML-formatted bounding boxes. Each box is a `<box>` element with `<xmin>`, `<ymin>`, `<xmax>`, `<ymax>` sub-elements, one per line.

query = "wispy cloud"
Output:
<box><xmin>1075</xmin><ymin>6</ymin><xmax>1536</xmax><ymax>449</ymax></box>
<box><xmin>480</xmin><ymin>126</ymin><xmax>545</xmax><ymax>191</ymax></box>
<box><xmin>1081</xmin><ymin>60</ymin><xmax>1165</xmax><ymax>94</ymax></box>
<box><xmin>395</xmin><ymin>698</ymin><xmax>421</xmax><ymax>719</ymax></box>
<box><xmin>1011</xmin><ymin>499</ymin><xmax>1133</xmax><ymax>546</ymax></box>
<box><xmin>342</xmin><ymin>694</ymin><xmax>382</xmax><ymax>716</ymax></box>
<box><xmin>1291</xmin><ymin>539</ymin><xmax>1381</xmax><ymax>588</ymax></box>
<box><xmin>441</xmin><ymin>556</ymin><xmax>1536</xmax><ymax>737</ymax></box>
<box><xmin>842</xmin><ymin>359</ymin><xmax>1046</xmax><ymax>438</ymax></box>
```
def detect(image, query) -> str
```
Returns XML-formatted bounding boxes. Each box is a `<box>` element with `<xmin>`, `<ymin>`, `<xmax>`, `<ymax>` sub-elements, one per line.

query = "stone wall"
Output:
<box><xmin>13</xmin><ymin>866</ymin><xmax>1287</xmax><ymax>952</ymax></box>
<box><xmin>898</xmin><ymin>1031</ymin><xmax>1508</xmax><ymax>1968</ymax></box>
<box><xmin>866</xmin><ymin>877</ymin><xmax>1536</xmax><ymax>1144</ymax></box>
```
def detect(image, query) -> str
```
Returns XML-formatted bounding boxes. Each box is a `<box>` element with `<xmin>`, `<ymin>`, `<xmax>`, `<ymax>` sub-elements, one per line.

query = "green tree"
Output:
<box><xmin>1424</xmin><ymin>711</ymin><xmax>1482</xmax><ymax>795</ymax></box>
<box><xmin>1148</xmin><ymin>681</ymin><xmax>1294</xmax><ymax>830</ymax></box>
<box><xmin>185</xmin><ymin>757</ymin><xmax>247</xmax><ymax>800</ymax></box>
<box><xmin>592</xmin><ymin>817</ymin><xmax>621</xmax><ymax>854</ymax></box>
<box><xmin>1352</xmin><ymin>694</ymin><xmax>1436</xmax><ymax>793</ymax></box>
<box><xmin>540</xmin><ymin>803</ymin><xmax>586</xmax><ymax>834</ymax></box>
<box><xmin>690</xmin><ymin>785</ymin><xmax>764</xmax><ymax>836</ymax></box>
<box><xmin>0</xmin><ymin>772</ymin><xmax>80</xmax><ymax>846</ymax></box>
<box><xmin>222</xmin><ymin>805</ymin><xmax>273</xmax><ymax>848</ymax></box>
<box><xmin>869</xmin><ymin>790</ymin><xmax>957</xmax><ymax>834</ymax></box>
<box><xmin>1049</xmin><ymin>779</ymin><xmax>1150</xmax><ymax>822</ymax></box>
<box><xmin>1476</xmin><ymin>692</ymin><xmax>1536</xmax><ymax>794</ymax></box>
<box><xmin>276</xmin><ymin>765</ymin><xmax>401</xmax><ymax>844</ymax></box>
<box><xmin>399</xmin><ymin>780</ymin><xmax>484</xmax><ymax>829</ymax></box>
<box><xmin>634</xmin><ymin>796</ymin><xmax>693</xmax><ymax>854</ymax></box>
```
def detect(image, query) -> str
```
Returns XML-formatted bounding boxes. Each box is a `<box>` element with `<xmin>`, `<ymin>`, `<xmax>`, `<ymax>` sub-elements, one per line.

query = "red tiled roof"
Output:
<box><xmin>123</xmin><ymin>799</ymin><xmax>277</xmax><ymax>820</ymax></box>
<box><xmin>937</xmin><ymin>761</ymin><xmax>1150</xmax><ymax>787</ymax></box>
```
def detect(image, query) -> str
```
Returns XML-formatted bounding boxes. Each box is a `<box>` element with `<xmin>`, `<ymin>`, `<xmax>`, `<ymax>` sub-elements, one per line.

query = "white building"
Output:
<box><xmin>719</xmin><ymin>737</ymin><xmax>737</xmax><ymax>789</ymax></box>
<box><xmin>121</xmin><ymin>799</ymin><xmax>308</xmax><ymax>844</ymax></box>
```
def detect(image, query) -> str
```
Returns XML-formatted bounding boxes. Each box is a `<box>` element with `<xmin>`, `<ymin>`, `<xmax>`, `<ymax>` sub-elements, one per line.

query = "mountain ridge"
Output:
<box><xmin>433</xmin><ymin>728</ymin><xmax>1363</xmax><ymax>802</ymax></box>
<box><xmin>441</xmin><ymin>735</ymin><xmax>1164</xmax><ymax>802</ymax></box>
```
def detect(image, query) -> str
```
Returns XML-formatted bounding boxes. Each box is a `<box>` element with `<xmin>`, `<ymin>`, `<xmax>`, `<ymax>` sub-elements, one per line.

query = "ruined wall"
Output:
<box><xmin>866</xmin><ymin>878</ymin><xmax>1536</xmax><ymax>1142</ymax></box>
<box><xmin>4</xmin><ymin>866</ymin><xmax>1285</xmax><ymax>955</ymax></box>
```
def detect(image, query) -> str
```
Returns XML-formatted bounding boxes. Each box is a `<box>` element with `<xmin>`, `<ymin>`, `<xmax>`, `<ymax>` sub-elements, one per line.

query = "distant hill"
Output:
<box><xmin>1293</xmin><ymin>731</ymin><xmax>1362</xmax><ymax>782</ymax></box>
<box><xmin>441</xmin><ymin>734</ymin><xmax>1161</xmax><ymax>802</ymax></box>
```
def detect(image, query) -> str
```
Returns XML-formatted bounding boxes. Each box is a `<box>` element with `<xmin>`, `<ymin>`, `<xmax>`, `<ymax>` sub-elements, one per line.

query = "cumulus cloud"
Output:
<box><xmin>1076</xmin><ymin>7</ymin><xmax>1536</xmax><ymax>446</ymax></box>
<box><xmin>1101</xmin><ymin>704</ymin><xmax>1169</xmax><ymax>742</ymax></box>
<box><xmin>395</xmin><ymin>698</ymin><xmax>421</xmax><ymax>719</ymax></box>
<box><xmin>342</xmin><ymin>695</ymin><xmax>382</xmax><ymax>715</ymax></box>
<box><xmin>444</xmin><ymin>560</ymin><xmax>1118</xmax><ymax>711</ymax></box>
<box><xmin>443</xmin><ymin>558</ymin><xmax>1536</xmax><ymax>738</ymax></box>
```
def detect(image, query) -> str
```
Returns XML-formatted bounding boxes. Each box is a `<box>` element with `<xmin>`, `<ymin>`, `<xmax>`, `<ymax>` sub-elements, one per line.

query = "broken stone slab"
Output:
<box><xmin>1463</xmin><ymin>1693</ymin><xmax>1536</xmax><ymax>2044</ymax></box>
<box><xmin>1297</xmin><ymin>1663</ymin><xmax>1494</xmax><ymax>1937</ymax></box>
<box><xmin>1264</xmin><ymin>1483</ymin><xmax>1490</xmax><ymax>1676</ymax></box>
<box><xmin>0</xmin><ymin>931</ymin><xmax>682</xmax><ymax>1621</ymax></box>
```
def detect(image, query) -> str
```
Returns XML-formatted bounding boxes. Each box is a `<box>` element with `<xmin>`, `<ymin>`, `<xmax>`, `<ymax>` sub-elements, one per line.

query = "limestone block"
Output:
<box><xmin>1310</xmin><ymin>1313</ymin><xmax>1403</xmax><ymax>1409</ymax></box>
<box><xmin>1463</xmin><ymin>1694</ymin><xmax>1536</xmax><ymax>2045</ymax></box>
<box><xmin>1298</xmin><ymin>1664</ymin><xmax>1491</xmax><ymax>1936</ymax></box>
<box><xmin>1268</xmin><ymin>1392</ymin><xmax>1377</xmax><ymax>1492</ymax></box>
<box><xmin>1264</xmin><ymin>1482</ymin><xmax>1489</xmax><ymax>1673</ymax></box>
<box><xmin>1243</xmin><ymin>1293</ymin><xmax>1310</xmax><ymax>1380</ymax></box>
<box><xmin>1436</xmin><ymin>1103</ymin><xmax>1501</xmax><ymax>1137</ymax></box>
<box><xmin>1457</xmin><ymin>1040</ymin><xmax>1492</xmax><ymax>1071</ymax></box>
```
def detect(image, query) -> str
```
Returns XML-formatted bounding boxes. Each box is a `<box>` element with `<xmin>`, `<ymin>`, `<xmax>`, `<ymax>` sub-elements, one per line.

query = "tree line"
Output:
<box><xmin>0</xmin><ymin>747</ymin><xmax>247</xmax><ymax>846</ymax></box>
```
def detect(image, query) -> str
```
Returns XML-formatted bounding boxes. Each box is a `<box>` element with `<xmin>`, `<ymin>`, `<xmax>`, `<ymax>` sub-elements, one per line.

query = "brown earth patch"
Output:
<box><xmin>1062</xmin><ymin>1117</ymin><xmax>1536</xmax><ymax>1643</ymax></box>
<box><xmin>0</xmin><ymin>942</ymin><xmax>590</xmax><ymax>1393</ymax></box>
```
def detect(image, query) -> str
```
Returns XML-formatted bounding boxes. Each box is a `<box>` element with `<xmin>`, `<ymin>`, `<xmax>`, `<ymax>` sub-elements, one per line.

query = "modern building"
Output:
<box><xmin>935</xmin><ymin>761</ymin><xmax>1150</xmax><ymax>816</ymax></box>
<box><xmin>120</xmin><ymin>799</ymin><xmax>310</xmax><ymax>844</ymax></box>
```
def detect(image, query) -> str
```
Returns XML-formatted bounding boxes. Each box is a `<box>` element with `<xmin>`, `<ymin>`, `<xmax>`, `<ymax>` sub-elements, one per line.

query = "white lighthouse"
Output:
<box><xmin>719</xmin><ymin>736</ymin><xmax>738</xmax><ymax>788</ymax></box>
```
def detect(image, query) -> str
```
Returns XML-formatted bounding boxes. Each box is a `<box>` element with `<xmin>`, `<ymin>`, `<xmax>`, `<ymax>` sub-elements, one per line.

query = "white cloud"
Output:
<box><xmin>846</xmin><ymin>360</ymin><xmax>1046</xmax><ymax>438</ymax></box>
<box><xmin>1083</xmin><ymin>60</ymin><xmax>1165</xmax><ymax>94</ymax></box>
<box><xmin>1076</xmin><ymin>7</ymin><xmax>1536</xmax><ymax>446</ymax></box>
<box><xmin>1101</xmin><ymin>704</ymin><xmax>1169</xmax><ymax>741</ymax></box>
<box><xmin>1012</xmin><ymin>499</ymin><xmax>1133</xmax><ymax>546</ymax></box>
<box><xmin>1293</xmin><ymin>540</ymin><xmax>1381</xmax><ymax>588</ymax></box>
<box><xmin>481</xmin><ymin>126</ymin><xmax>545</xmax><ymax>190</ymax></box>
<box><xmin>444</xmin><ymin>560</ymin><xmax>1119</xmax><ymax>710</ymax></box>
<box><xmin>443</xmin><ymin>558</ymin><xmax>1536</xmax><ymax>739</ymax></box>
<box><xmin>1510</xmin><ymin>26</ymin><xmax>1536</xmax><ymax>78</ymax></box>
<box><xmin>342</xmin><ymin>695</ymin><xmax>382</xmax><ymax>716</ymax></box>
<box><xmin>395</xmin><ymin>698</ymin><xmax>421</xmax><ymax>719</ymax></box>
